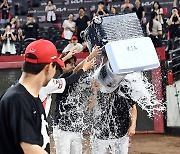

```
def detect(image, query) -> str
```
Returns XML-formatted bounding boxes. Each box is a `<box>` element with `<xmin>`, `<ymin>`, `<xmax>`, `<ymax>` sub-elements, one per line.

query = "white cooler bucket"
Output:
<box><xmin>105</xmin><ymin>37</ymin><xmax>160</xmax><ymax>74</ymax></box>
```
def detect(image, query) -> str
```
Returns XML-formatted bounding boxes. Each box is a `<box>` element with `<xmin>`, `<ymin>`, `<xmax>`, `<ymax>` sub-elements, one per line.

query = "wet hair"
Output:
<box><xmin>79</xmin><ymin>7</ymin><xmax>85</xmax><ymax>11</ymax></box>
<box><xmin>149</xmin><ymin>11</ymin><xmax>157</xmax><ymax>32</ymax></box>
<box><xmin>153</xmin><ymin>1</ymin><xmax>161</xmax><ymax>10</ymax></box>
<box><xmin>60</xmin><ymin>52</ymin><xmax>77</xmax><ymax>65</ymax></box>
<box><xmin>22</xmin><ymin>53</ymin><xmax>56</xmax><ymax>74</ymax></box>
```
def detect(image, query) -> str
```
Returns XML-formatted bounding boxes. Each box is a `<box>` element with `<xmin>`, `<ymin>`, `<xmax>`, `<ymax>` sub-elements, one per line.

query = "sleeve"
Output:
<box><xmin>65</xmin><ymin>69</ymin><xmax>84</xmax><ymax>85</ymax></box>
<box><xmin>62</xmin><ymin>44</ymin><xmax>70</xmax><ymax>52</ymax></box>
<box><xmin>142</xmin><ymin>6</ymin><xmax>145</xmax><ymax>11</ymax></box>
<box><xmin>10</xmin><ymin>95</ymin><xmax>41</xmax><ymax>144</ymax></box>
<box><xmin>159</xmin><ymin>8</ymin><xmax>163</xmax><ymax>15</ymax></box>
<box><xmin>62</xmin><ymin>20</ymin><xmax>66</xmax><ymax>27</ymax></box>
<box><xmin>76</xmin><ymin>43</ymin><xmax>83</xmax><ymax>52</ymax></box>
<box><xmin>146</xmin><ymin>23</ymin><xmax>150</xmax><ymax>34</ymax></box>
<box><xmin>53</xmin><ymin>5</ymin><xmax>56</xmax><ymax>10</ymax></box>
<box><xmin>86</xmin><ymin>15</ymin><xmax>90</xmax><ymax>22</ymax></box>
<box><xmin>39</xmin><ymin>78</ymin><xmax>66</xmax><ymax>101</ymax></box>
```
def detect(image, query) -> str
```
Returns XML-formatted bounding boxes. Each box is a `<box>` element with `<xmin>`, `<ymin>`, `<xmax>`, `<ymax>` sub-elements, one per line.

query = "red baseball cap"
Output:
<box><xmin>71</xmin><ymin>36</ymin><xmax>78</xmax><ymax>40</ymax></box>
<box><xmin>25</xmin><ymin>39</ymin><xmax>64</xmax><ymax>67</ymax></box>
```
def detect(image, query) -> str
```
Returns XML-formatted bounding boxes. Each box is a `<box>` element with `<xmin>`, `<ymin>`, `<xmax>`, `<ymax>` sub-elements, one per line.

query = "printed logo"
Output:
<box><xmin>127</xmin><ymin>46</ymin><xmax>138</xmax><ymax>52</ymax></box>
<box><xmin>71</xmin><ymin>0</ymin><xmax>83</xmax><ymax>4</ymax></box>
<box><xmin>41</xmin><ymin>114</ymin><xmax>50</xmax><ymax>149</ymax></box>
<box><xmin>29</xmin><ymin>48</ymin><xmax>36</xmax><ymax>52</ymax></box>
<box><xmin>51</xmin><ymin>56</ymin><xmax>57</xmax><ymax>60</ymax></box>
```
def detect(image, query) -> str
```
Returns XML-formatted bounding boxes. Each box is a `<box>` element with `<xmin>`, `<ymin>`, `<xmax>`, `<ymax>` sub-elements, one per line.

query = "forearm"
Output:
<box><xmin>21</xmin><ymin>142</ymin><xmax>48</xmax><ymax>154</ymax></box>
<box><xmin>65</xmin><ymin>69</ymin><xmax>84</xmax><ymax>85</ymax></box>
<box><xmin>1</xmin><ymin>33</ymin><xmax>7</xmax><ymax>40</ymax></box>
<box><xmin>130</xmin><ymin>104</ymin><xmax>137</xmax><ymax>127</ymax></box>
<box><xmin>173</xmin><ymin>0</ymin><xmax>177</xmax><ymax>7</ymax></box>
<box><xmin>73</xmin><ymin>60</ymin><xmax>84</xmax><ymax>73</ymax></box>
<box><xmin>142</xmin><ymin>11</ymin><xmax>145</xmax><ymax>18</ymax></box>
<box><xmin>11</xmin><ymin>33</ymin><xmax>16</xmax><ymax>41</ymax></box>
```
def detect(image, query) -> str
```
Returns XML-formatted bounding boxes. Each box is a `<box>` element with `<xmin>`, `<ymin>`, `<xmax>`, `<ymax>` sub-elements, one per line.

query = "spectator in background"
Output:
<box><xmin>22</xmin><ymin>14</ymin><xmax>39</xmax><ymax>41</ymax></box>
<box><xmin>62</xmin><ymin>13</ymin><xmax>76</xmax><ymax>41</ymax></box>
<box><xmin>121</xmin><ymin>0</ymin><xmax>134</xmax><ymax>13</ymax></box>
<box><xmin>132</xmin><ymin>0</ymin><xmax>146</xmax><ymax>25</ymax></box>
<box><xmin>95</xmin><ymin>1</ymin><xmax>108</xmax><ymax>16</ymax></box>
<box><xmin>1</xmin><ymin>24</ymin><xmax>16</xmax><ymax>55</ymax></box>
<box><xmin>45</xmin><ymin>0</ymin><xmax>56</xmax><ymax>22</ymax></box>
<box><xmin>166</xmin><ymin>7</ymin><xmax>180</xmax><ymax>39</ymax></box>
<box><xmin>151</xmin><ymin>1</ymin><xmax>164</xmax><ymax>25</ymax></box>
<box><xmin>146</xmin><ymin>11</ymin><xmax>162</xmax><ymax>47</ymax></box>
<box><xmin>16</xmin><ymin>27</ymin><xmax>25</xmax><ymax>55</ymax></box>
<box><xmin>9</xmin><ymin>16</ymin><xmax>20</xmax><ymax>32</ymax></box>
<box><xmin>0</xmin><ymin>0</ymin><xmax>10</xmax><ymax>24</ymax></box>
<box><xmin>110</xmin><ymin>6</ymin><xmax>118</xmax><ymax>15</ymax></box>
<box><xmin>62</xmin><ymin>36</ymin><xmax>83</xmax><ymax>53</ymax></box>
<box><xmin>75</xmin><ymin>7</ymin><xmax>90</xmax><ymax>44</ymax></box>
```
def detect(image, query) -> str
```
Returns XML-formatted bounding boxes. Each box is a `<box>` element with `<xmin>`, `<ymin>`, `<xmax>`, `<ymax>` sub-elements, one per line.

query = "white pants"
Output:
<box><xmin>53</xmin><ymin>126</ymin><xmax>82</xmax><ymax>154</ymax></box>
<box><xmin>92</xmin><ymin>135</ymin><xmax>129</xmax><ymax>154</ymax></box>
<box><xmin>47</xmin><ymin>11</ymin><xmax>56</xmax><ymax>21</ymax></box>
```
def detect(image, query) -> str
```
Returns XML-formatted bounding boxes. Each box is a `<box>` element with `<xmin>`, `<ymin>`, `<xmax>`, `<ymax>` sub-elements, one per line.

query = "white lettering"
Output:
<box><xmin>56</xmin><ymin>7</ymin><xmax>67</xmax><ymax>12</ymax></box>
<box><xmin>141</xmin><ymin>1</ymin><xmax>154</xmax><ymax>7</ymax></box>
<box><xmin>71</xmin><ymin>0</ymin><xmax>83</xmax><ymax>4</ymax></box>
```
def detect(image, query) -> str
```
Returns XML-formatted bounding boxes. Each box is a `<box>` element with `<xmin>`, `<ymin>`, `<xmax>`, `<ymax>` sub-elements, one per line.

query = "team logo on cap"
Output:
<box><xmin>51</xmin><ymin>56</ymin><xmax>57</xmax><ymax>60</ymax></box>
<box><xmin>29</xmin><ymin>48</ymin><xmax>36</xmax><ymax>53</ymax></box>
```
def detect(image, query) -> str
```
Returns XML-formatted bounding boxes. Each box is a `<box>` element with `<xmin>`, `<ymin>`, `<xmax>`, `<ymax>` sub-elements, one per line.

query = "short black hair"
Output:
<box><xmin>79</xmin><ymin>7</ymin><xmax>85</xmax><ymax>11</ymax></box>
<box><xmin>98</xmin><ymin>1</ymin><xmax>104</xmax><ymax>5</ymax></box>
<box><xmin>60</xmin><ymin>52</ymin><xmax>77</xmax><ymax>65</ymax></box>
<box><xmin>27</xmin><ymin>13</ymin><xmax>34</xmax><ymax>17</ymax></box>
<box><xmin>22</xmin><ymin>53</ymin><xmax>56</xmax><ymax>74</ymax></box>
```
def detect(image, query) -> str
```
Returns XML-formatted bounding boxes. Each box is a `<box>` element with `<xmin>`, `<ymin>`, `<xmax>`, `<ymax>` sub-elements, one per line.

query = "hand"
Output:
<box><xmin>61</xmin><ymin>47</ymin><xmax>76</xmax><ymax>62</ymax></box>
<box><xmin>91</xmin><ymin>78</ymin><xmax>100</xmax><ymax>93</ymax></box>
<box><xmin>88</xmin><ymin>45</ymin><xmax>101</xmax><ymax>60</ymax></box>
<box><xmin>128</xmin><ymin>125</ymin><xmax>136</xmax><ymax>137</ymax></box>
<box><xmin>64</xmin><ymin>27</ymin><xmax>69</xmax><ymax>30</ymax></box>
<box><xmin>82</xmin><ymin>58</ymin><xmax>95</xmax><ymax>71</ymax></box>
<box><xmin>67</xmin><ymin>47</ymin><xmax>76</xmax><ymax>58</ymax></box>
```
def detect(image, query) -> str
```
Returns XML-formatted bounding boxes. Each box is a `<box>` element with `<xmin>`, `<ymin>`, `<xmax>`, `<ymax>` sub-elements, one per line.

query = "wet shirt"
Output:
<box><xmin>55</xmin><ymin>70</ymin><xmax>92</xmax><ymax>132</ymax></box>
<box><xmin>94</xmin><ymin>87</ymin><xmax>135</xmax><ymax>139</ymax></box>
<box><xmin>0</xmin><ymin>83</ymin><xmax>50</xmax><ymax>154</ymax></box>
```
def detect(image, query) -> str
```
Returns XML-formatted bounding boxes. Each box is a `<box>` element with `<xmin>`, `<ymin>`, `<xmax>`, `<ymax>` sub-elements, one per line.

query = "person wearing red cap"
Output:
<box><xmin>0</xmin><ymin>39</ymin><xmax>64</xmax><ymax>154</ymax></box>
<box><xmin>62</xmin><ymin>35</ymin><xmax>83</xmax><ymax>53</ymax></box>
<box><xmin>39</xmin><ymin>48</ymin><xmax>96</xmax><ymax>117</ymax></box>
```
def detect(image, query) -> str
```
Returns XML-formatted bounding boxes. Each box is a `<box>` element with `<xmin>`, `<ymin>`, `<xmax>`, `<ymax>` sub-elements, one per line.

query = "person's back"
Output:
<box><xmin>146</xmin><ymin>11</ymin><xmax>162</xmax><ymax>47</ymax></box>
<box><xmin>0</xmin><ymin>83</ymin><xmax>48</xmax><ymax>153</ymax></box>
<box><xmin>147</xmin><ymin>19</ymin><xmax>161</xmax><ymax>36</ymax></box>
<box><xmin>0</xmin><ymin>39</ymin><xmax>64</xmax><ymax>154</ymax></box>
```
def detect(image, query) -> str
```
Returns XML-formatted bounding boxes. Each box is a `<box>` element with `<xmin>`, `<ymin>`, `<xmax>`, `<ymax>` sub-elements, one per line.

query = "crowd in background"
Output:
<box><xmin>0</xmin><ymin>0</ymin><xmax>179</xmax><ymax>56</ymax></box>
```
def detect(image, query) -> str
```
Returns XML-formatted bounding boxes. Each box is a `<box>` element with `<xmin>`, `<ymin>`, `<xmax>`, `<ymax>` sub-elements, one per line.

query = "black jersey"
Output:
<box><xmin>0</xmin><ymin>83</ymin><xmax>50</xmax><ymax>154</ymax></box>
<box><xmin>94</xmin><ymin>86</ymin><xmax>135</xmax><ymax>139</ymax></box>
